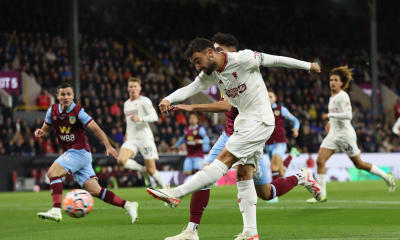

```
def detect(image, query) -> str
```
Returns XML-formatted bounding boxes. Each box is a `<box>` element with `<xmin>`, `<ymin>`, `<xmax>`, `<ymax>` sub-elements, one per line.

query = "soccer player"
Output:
<box><xmin>147</xmin><ymin>36</ymin><xmax>321</xmax><ymax>240</ymax></box>
<box><xmin>172</xmin><ymin>113</ymin><xmax>210</xmax><ymax>176</ymax></box>
<box><xmin>35</xmin><ymin>82</ymin><xmax>138</xmax><ymax>223</ymax></box>
<box><xmin>116</xmin><ymin>77</ymin><xmax>167</xmax><ymax>188</ymax></box>
<box><xmin>306</xmin><ymin>66</ymin><xmax>396</xmax><ymax>203</ymax></box>
<box><xmin>164</xmin><ymin>33</ymin><xmax>318</xmax><ymax>240</ymax></box>
<box><xmin>266</xmin><ymin>90</ymin><xmax>300</xmax><ymax>181</ymax></box>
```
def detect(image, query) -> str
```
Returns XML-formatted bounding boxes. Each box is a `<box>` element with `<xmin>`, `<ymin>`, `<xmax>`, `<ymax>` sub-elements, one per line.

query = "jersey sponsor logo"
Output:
<box><xmin>224</xmin><ymin>83</ymin><xmax>247</xmax><ymax>98</ymax></box>
<box><xmin>274</xmin><ymin>110</ymin><xmax>281</xmax><ymax>116</ymax></box>
<box><xmin>59</xmin><ymin>126</ymin><xmax>71</xmax><ymax>134</ymax></box>
<box><xmin>232</xmin><ymin>72</ymin><xmax>238</xmax><ymax>79</ymax></box>
<box><xmin>69</xmin><ymin>116</ymin><xmax>76</xmax><ymax>124</ymax></box>
<box><xmin>53</xmin><ymin>116</ymin><xmax>57</xmax><ymax>121</ymax></box>
<box><xmin>59</xmin><ymin>134</ymin><xmax>75</xmax><ymax>142</ymax></box>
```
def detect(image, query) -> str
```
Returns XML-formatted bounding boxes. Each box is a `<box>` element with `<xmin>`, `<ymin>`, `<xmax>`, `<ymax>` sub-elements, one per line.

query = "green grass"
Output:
<box><xmin>1</xmin><ymin>180</ymin><xmax>399</xmax><ymax>240</ymax></box>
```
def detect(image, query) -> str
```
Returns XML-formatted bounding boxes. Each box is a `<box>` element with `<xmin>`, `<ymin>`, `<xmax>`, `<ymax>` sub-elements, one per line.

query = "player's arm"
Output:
<box><xmin>132</xmin><ymin>98</ymin><xmax>158</xmax><ymax>122</ymax></box>
<box><xmin>87</xmin><ymin>121</ymin><xmax>117</xmax><ymax>159</ymax></box>
<box><xmin>198</xmin><ymin>126</ymin><xmax>211</xmax><ymax>152</ymax></box>
<box><xmin>159</xmin><ymin>74</ymin><xmax>214</xmax><ymax>113</ymax></box>
<box><xmin>78</xmin><ymin>108</ymin><xmax>117</xmax><ymax>159</ymax></box>
<box><xmin>327</xmin><ymin>94</ymin><xmax>352</xmax><ymax>120</ymax></box>
<box><xmin>392</xmin><ymin>117</ymin><xmax>400</xmax><ymax>135</ymax></box>
<box><xmin>171</xmin><ymin>100</ymin><xmax>232</xmax><ymax>113</ymax></box>
<box><xmin>34</xmin><ymin>107</ymin><xmax>53</xmax><ymax>138</ymax></box>
<box><xmin>281</xmin><ymin>106</ymin><xmax>300</xmax><ymax>138</ymax></box>
<box><xmin>172</xmin><ymin>136</ymin><xmax>186</xmax><ymax>150</ymax></box>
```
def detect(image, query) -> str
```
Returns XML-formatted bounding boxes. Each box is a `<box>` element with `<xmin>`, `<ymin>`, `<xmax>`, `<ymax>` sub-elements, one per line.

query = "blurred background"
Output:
<box><xmin>1</xmin><ymin>0</ymin><xmax>399</xmax><ymax>191</ymax></box>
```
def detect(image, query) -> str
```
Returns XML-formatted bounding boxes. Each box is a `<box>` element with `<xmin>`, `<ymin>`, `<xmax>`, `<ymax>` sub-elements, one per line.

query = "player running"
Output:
<box><xmin>147</xmin><ymin>36</ymin><xmax>321</xmax><ymax>240</ymax></box>
<box><xmin>307</xmin><ymin>66</ymin><xmax>395</xmax><ymax>203</ymax></box>
<box><xmin>116</xmin><ymin>77</ymin><xmax>167</xmax><ymax>188</ymax></box>
<box><xmin>35</xmin><ymin>82</ymin><xmax>138</xmax><ymax>223</ymax></box>
<box><xmin>172</xmin><ymin>113</ymin><xmax>210</xmax><ymax>176</ymax></box>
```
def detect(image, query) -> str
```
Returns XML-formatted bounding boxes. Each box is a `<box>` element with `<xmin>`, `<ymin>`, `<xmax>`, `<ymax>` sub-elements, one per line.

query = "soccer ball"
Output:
<box><xmin>62</xmin><ymin>189</ymin><xmax>94</xmax><ymax>218</ymax></box>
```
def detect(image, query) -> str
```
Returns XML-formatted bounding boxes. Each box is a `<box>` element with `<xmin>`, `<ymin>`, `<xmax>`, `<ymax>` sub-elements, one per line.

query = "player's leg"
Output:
<box><xmin>350</xmin><ymin>154</ymin><xmax>395</xmax><ymax>192</ymax></box>
<box><xmin>140</xmin><ymin>140</ymin><xmax>167</xmax><ymax>188</ymax></box>
<box><xmin>73</xmin><ymin>149</ymin><xmax>138</xmax><ymax>223</ymax></box>
<box><xmin>270</xmin><ymin>143</ymin><xmax>287</xmax><ymax>180</ymax></box>
<box><xmin>144</xmin><ymin>158</ymin><xmax>167</xmax><ymax>188</ymax></box>
<box><xmin>236</xmin><ymin>164</ymin><xmax>258</xmax><ymax>238</ymax></box>
<box><xmin>283</xmin><ymin>147</ymin><xmax>300</xmax><ymax>168</ymax></box>
<box><xmin>183</xmin><ymin>157</ymin><xmax>194</xmax><ymax>176</ymax></box>
<box><xmin>165</xmin><ymin>133</ymin><xmax>229</xmax><ymax>240</ymax></box>
<box><xmin>118</xmin><ymin>142</ymin><xmax>145</xmax><ymax>172</ymax></box>
<box><xmin>37</xmin><ymin>155</ymin><xmax>68</xmax><ymax>222</ymax></box>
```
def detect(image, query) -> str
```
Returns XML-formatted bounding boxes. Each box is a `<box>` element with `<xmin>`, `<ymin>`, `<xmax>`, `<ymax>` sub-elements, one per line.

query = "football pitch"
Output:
<box><xmin>0</xmin><ymin>181</ymin><xmax>399</xmax><ymax>240</ymax></box>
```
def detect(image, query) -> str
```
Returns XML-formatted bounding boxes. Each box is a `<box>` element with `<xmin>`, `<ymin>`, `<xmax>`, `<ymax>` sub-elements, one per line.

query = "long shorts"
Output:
<box><xmin>121</xmin><ymin>139</ymin><xmax>159</xmax><ymax>160</ymax></box>
<box><xmin>266</xmin><ymin>143</ymin><xmax>287</xmax><ymax>160</ymax></box>
<box><xmin>183</xmin><ymin>157</ymin><xmax>204</xmax><ymax>172</ymax></box>
<box><xmin>55</xmin><ymin>149</ymin><xmax>96</xmax><ymax>187</ymax></box>
<box><xmin>320</xmin><ymin>134</ymin><xmax>361</xmax><ymax>157</ymax></box>
<box><xmin>226</xmin><ymin>119</ymin><xmax>274</xmax><ymax>169</ymax></box>
<box><xmin>206</xmin><ymin>131</ymin><xmax>270</xmax><ymax>186</ymax></box>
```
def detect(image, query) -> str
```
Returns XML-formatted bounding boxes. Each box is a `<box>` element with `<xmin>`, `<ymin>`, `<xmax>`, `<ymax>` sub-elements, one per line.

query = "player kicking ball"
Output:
<box><xmin>147</xmin><ymin>36</ymin><xmax>321</xmax><ymax>240</ymax></box>
<box><xmin>307</xmin><ymin>66</ymin><xmax>395</xmax><ymax>203</ymax></box>
<box><xmin>35</xmin><ymin>83</ymin><xmax>138</xmax><ymax>223</ymax></box>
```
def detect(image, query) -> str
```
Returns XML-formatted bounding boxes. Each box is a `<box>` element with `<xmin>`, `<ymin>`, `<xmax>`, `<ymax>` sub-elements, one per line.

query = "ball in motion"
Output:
<box><xmin>62</xmin><ymin>189</ymin><xmax>94</xmax><ymax>218</ymax></box>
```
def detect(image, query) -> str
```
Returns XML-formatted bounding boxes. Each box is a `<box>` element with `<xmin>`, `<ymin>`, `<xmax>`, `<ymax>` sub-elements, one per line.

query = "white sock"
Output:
<box><xmin>237</xmin><ymin>180</ymin><xmax>258</xmax><ymax>236</ymax></box>
<box><xmin>152</xmin><ymin>170</ymin><xmax>167</xmax><ymax>188</ymax></box>
<box><xmin>124</xmin><ymin>159</ymin><xmax>145</xmax><ymax>172</ymax></box>
<box><xmin>172</xmin><ymin>159</ymin><xmax>228</xmax><ymax>198</ymax></box>
<box><xmin>186</xmin><ymin>222</ymin><xmax>199</xmax><ymax>232</ymax></box>
<box><xmin>317</xmin><ymin>174</ymin><xmax>327</xmax><ymax>197</ymax></box>
<box><xmin>370</xmin><ymin>165</ymin><xmax>389</xmax><ymax>182</ymax></box>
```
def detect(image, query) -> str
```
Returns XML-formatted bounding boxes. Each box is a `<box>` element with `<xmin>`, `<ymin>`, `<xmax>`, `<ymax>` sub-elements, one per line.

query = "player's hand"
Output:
<box><xmin>170</xmin><ymin>104</ymin><xmax>194</xmax><ymax>112</ymax></box>
<box><xmin>310</xmin><ymin>62</ymin><xmax>321</xmax><ymax>73</ymax></box>
<box><xmin>130</xmin><ymin>115</ymin><xmax>141</xmax><ymax>122</ymax></box>
<box><xmin>325</xmin><ymin>122</ymin><xmax>330</xmax><ymax>133</ymax></box>
<box><xmin>34</xmin><ymin>128</ymin><xmax>44</xmax><ymax>138</ymax></box>
<box><xmin>322</xmin><ymin>113</ymin><xmax>329</xmax><ymax>120</ymax></box>
<box><xmin>195</xmin><ymin>139</ymin><xmax>202</xmax><ymax>144</ymax></box>
<box><xmin>159</xmin><ymin>99</ymin><xmax>171</xmax><ymax>113</ymax></box>
<box><xmin>291</xmin><ymin>128</ymin><xmax>299</xmax><ymax>138</ymax></box>
<box><xmin>106</xmin><ymin>146</ymin><xmax>118</xmax><ymax>159</ymax></box>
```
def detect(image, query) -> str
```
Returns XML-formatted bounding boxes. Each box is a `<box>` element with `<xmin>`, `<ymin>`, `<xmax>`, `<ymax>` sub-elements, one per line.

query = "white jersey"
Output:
<box><xmin>124</xmin><ymin>96</ymin><xmax>158</xmax><ymax>141</ymax></box>
<box><xmin>165</xmin><ymin>50</ymin><xmax>311</xmax><ymax>125</ymax></box>
<box><xmin>327</xmin><ymin>90</ymin><xmax>355</xmax><ymax>136</ymax></box>
<box><xmin>393</xmin><ymin>117</ymin><xmax>400</xmax><ymax>135</ymax></box>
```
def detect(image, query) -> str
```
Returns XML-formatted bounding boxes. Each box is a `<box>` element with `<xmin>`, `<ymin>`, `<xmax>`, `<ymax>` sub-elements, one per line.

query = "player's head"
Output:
<box><xmin>127</xmin><ymin>77</ymin><xmax>142</xmax><ymax>98</ymax></box>
<box><xmin>189</xmin><ymin>113</ymin><xmax>199</xmax><ymax>126</ymax></box>
<box><xmin>211</xmin><ymin>32</ymin><xmax>239</xmax><ymax>53</ymax></box>
<box><xmin>268</xmin><ymin>90</ymin><xmax>277</xmax><ymax>105</ymax></box>
<box><xmin>57</xmin><ymin>82</ymin><xmax>74</xmax><ymax>107</ymax></box>
<box><xmin>329</xmin><ymin>66</ymin><xmax>353</xmax><ymax>91</ymax></box>
<box><xmin>184</xmin><ymin>38</ymin><xmax>217</xmax><ymax>75</ymax></box>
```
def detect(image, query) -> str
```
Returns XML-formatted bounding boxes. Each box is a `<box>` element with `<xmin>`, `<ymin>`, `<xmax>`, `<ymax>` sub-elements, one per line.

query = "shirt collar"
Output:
<box><xmin>59</xmin><ymin>102</ymin><xmax>76</xmax><ymax>113</ymax></box>
<box><xmin>272</xmin><ymin>103</ymin><xmax>277</xmax><ymax>108</ymax></box>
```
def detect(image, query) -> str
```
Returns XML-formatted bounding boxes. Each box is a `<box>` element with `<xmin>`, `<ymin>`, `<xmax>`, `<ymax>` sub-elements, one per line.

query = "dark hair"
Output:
<box><xmin>211</xmin><ymin>32</ymin><xmax>239</xmax><ymax>50</ymax></box>
<box><xmin>330</xmin><ymin>66</ymin><xmax>353</xmax><ymax>91</ymax></box>
<box><xmin>57</xmin><ymin>82</ymin><xmax>73</xmax><ymax>92</ymax></box>
<box><xmin>183</xmin><ymin>38</ymin><xmax>215</xmax><ymax>60</ymax></box>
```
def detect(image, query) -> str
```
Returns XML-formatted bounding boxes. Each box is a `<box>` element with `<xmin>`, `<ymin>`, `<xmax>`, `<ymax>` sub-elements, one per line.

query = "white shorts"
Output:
<box><xmin>320</xmin><ymin>134</ymin><xmax>360</xmax><ymax>157</ymax></box>
<box><xmin>226</xmin><ymin>119</ymin><xmax>274</xmax><ymax>168</ymax></box>
<box><xmin>121</xmin><ymin>139</ymin><xmax>159</xmax><ymax>160</ymax></box>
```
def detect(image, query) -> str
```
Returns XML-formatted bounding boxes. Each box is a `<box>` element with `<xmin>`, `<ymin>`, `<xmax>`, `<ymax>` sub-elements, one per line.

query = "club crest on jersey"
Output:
<box><xmin>274</xmin><ymin>110</ymin><xmax>281</xmax><ymax>116</ymax></box>
<box><xmin>193</xmin><ymin>130</ymin><xmax>198</xmax><ymax>136</ymax></box>
<box><xmin>53</xmin><ymin>116</ymin><xmax>57</xmax><ymax>121</ymax></box>
<box><xmin>69</xmin><ymin>116</ymin><xmax>76</xmax><ymax>124</ymax></box>
<box><xmin>232</xmin><ymin>72</ymin><xmax>238</xmax><ymax>79</ymax></box>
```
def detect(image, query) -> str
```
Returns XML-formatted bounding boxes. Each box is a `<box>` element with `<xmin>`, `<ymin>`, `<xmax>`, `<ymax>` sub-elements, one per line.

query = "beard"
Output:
<box><xmin>203</xmin><ymin>59</ymin><xmax>217</xmax><ymax>75</ymax></box>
